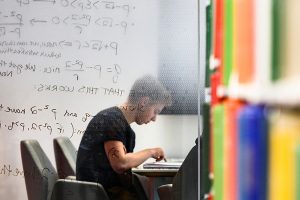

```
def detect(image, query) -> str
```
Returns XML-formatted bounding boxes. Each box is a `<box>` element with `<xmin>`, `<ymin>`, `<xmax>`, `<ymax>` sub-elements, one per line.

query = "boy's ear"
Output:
<box><xmin>139</xmin><ymin>96</ymin><xmax>150</xmax><ymax>106</ymax></box>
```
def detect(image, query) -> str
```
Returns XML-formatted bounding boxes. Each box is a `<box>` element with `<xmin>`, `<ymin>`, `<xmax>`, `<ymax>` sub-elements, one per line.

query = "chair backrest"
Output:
<box><xmin>132</xmin><ymin>172</ymin><xmax>150</xmax><ymax>200</ymax></box>
<box><xmin>53</xmin><ymin>137</ymin><xmax>77</xmax><ymax>179</ymax></box>
<box><xmin>171</xmin><ymin>138</ymin><xmax>199</xmax><ymax>200</ymax></box>
<box><xmin>21</xmin><ymin>140</ymin><xmax>58</xmax><ymax>200</ymax></box>
<box><xmin>51</xmin><ymin>179</ymin><xmax>110</xmax><ymax>200</ymax></box>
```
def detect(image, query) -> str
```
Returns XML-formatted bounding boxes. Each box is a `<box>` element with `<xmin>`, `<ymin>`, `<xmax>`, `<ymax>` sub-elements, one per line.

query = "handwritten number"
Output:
<box><xmin>46</xmin><ymin>124</ymin><xmax>53</xmax><ymax>135</ymax></box>
<box><xmin>31</xmin><ymin>123</ymin><xmax>37</xmax><ymax>130</ymax></box>
<box><xmin>51</xmin><ymin>109</ymin><xmax>57</xmax><ymax>120</ymax></box>
<box><xmin>30</xmin><ymin>106</ymin><xmax>37</xmax><ymax>114</ymax></box>
<box><xmin>20</xmin><ymin>123</ymin><xmax>25</xmax><ymax>131</ymax></box>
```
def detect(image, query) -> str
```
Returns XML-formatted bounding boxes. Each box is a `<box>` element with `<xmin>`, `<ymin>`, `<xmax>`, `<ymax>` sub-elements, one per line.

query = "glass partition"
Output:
<box><xmin>0</xmin><ymin>0</ymin><xmax>204</xmax><ymax>199</ymax></box>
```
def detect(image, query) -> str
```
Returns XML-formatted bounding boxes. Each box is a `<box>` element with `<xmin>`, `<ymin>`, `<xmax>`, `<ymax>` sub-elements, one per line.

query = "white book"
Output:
<box><xmin>143</xmin><ymin>161</ymin><xmax>182</xmax><ymax>169</ymax></box>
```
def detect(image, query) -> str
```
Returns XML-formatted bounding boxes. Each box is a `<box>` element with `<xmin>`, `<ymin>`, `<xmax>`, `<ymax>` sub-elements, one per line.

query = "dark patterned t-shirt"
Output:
<box><xmin>76</xmin><ymin>106</ymin><xmax>136</xmax><ymax>189</ymax></box>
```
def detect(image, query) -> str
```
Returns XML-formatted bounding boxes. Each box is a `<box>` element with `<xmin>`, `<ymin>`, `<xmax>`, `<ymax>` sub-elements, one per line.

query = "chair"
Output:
<box><xmin>20</xmin><ymin>139</ymin><xmax>110</xmax><ymax>200</ymax></box>
<box><xmin>157</xmin><ymin>137</ymin><xmax>210</xmax><ymax>200</ymax></box>
<box><xmin>53</xmin><ymin>137</ymin><xmax>77</xmax><ymax>179</ymax></box>
<box><xmin>21</xmin><ymin>139</ymin><xmax>59</xmax><ymax>200</ymax></box>
<box><xmin>51</xmin><ymin>179</ymin><xmax>110</xmax><ymax>200</ymax></box>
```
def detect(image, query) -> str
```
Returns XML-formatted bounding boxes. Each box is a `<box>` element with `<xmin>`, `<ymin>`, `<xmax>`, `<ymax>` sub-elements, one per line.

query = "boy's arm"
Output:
<box><xmin>104</xmin><ymin>140</ymin><xmax>165</xmax><ymax>174</ymax></box>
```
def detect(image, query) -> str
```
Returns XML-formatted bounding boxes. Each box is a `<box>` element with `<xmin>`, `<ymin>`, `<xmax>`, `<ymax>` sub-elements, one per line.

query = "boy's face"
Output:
<box><xmin>135</xmin><ymin>102</ymin><xmax>165</xmax><ymax>125</ymax></box>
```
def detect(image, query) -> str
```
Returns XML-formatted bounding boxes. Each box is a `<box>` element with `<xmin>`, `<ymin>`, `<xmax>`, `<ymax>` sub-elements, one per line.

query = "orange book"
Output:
<box><xmin>235</xmin><ymin>0</ymin><xmax>254</xmax><ymax>84</ymax></box>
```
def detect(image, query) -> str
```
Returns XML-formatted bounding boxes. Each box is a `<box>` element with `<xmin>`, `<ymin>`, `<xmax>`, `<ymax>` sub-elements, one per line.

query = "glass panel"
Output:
<box><xmin>0</xmin><ymin>0</ymin><xmax>202</xmax><ymax>199</ymax></box>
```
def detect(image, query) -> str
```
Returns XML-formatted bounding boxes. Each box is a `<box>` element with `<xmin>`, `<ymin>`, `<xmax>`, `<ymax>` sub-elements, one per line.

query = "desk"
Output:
<box><xmin>132</xmin><ymin>168</ymin><xmax>178</xmax><ymax>200</ymax></box>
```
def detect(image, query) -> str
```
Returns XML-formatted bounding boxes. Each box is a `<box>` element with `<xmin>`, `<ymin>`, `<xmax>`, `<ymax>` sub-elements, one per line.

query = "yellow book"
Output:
<box><xmin>268</xmin><ymin>109</ymin><xmax>300</xmax><ymax>200</ymax></box>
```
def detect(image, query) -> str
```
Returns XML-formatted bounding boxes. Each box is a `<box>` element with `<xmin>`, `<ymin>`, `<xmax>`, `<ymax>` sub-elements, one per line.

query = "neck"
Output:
<box><xmin>118</xmin><ymin>102</ymin><xmax>138</xmax><ymax>124</ymax></box>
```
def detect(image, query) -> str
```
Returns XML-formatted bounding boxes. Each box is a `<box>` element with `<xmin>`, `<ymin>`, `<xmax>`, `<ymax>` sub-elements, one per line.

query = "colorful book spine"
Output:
<box><xmin>296</xmin><ymin>145</ymin><xmax>300</xmax><ymax>200</ymax></box>
<box><xmin>280</xmin><ymin>0</ymin><xmax>300</xmax><ymax>79</ymax></box>
<box><xmin>213</xmin><ymin>0</ymin><xmax>224</xmax><ymax>72</ymax></box>
<box><xmin>237</xmin><ymin>105</ymin><xmax>268</xmax><ymax>200</ymax></box>
<box><xmin>271</xmin><ymin>0</ymin><xmax>284</xmax><ymax>81</ymax></box>
<box><xmin>211</xmin><ymin>0</ymin><xmax>225</xmax><ymax>105</ymax></box>
<box><xmin>254</xmin><ymin>0</ymin><xmax>272</xmax><ymax>86</ymax></box>
<box><xmin>223</xmin><ymin>99</ymin><xmax>243</xmax><ymax>200</ymax></box>
<box><xmin>212</xmin><ymin>104</ymin><xmax>225</xmax><ymax>200</ymax></box>
<box><xmin>268</xmin><ymin>109</ymin><xmax>300</xmax><ymax>200</ymax></box>
<box><xmin>223</xmin><ymin>0</ymin><xmax>233</xmax><ymax>86</ymax></box>
<box><xmin>211</xmin><ymin>71</ymin><xmax>221</xmax><ymax>106</ymax></box>
<box><xmin>235</xmin><ymin>0</ymin><xmax>254</xmax><ymax>84</ymax></box>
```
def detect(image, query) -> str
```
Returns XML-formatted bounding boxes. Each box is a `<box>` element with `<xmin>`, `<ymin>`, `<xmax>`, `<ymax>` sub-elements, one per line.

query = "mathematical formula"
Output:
<box><xmin>15</xmin><ymin>0</ymin><xmax>135</xmax><ymax>16</ymax></box>
<box><xmin>0</xmin><ymin>39</ymin><xmax>119</xmax><ymax>55</ymax></box>
<box><xmin>0</xmin><ymin>103</ymin><xmax>91</xmax><ymax>138</ymax></box>
<box><xmin>0</xmin><ymin>120</ymin><xmax>85</xmax><ymax>138</ymax></box>
<box><xmin>0</xmin><ymin>10</ymin><xmax>134</xmax><ymax>37</ymax></box>
<box><xmin>0</xmin><ymin>59</ymin><xmax>122</xmax><ymax>84</ymax></box>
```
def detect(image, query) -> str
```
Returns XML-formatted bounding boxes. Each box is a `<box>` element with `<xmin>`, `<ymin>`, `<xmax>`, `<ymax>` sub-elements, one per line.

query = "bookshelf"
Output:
<box><xmin>205</xmin><ymin>0</ymin><xmax>300</xmax><ymax>200</ymax></box>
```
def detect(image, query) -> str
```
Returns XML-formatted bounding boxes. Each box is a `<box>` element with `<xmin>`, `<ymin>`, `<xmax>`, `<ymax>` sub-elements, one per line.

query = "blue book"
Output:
<box><xmin>237</xmin><ymin>105</ymin><xmax>268</xmax><ymax>200</ymax></box>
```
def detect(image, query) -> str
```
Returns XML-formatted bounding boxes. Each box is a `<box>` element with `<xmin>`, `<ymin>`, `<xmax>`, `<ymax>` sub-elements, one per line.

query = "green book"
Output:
<box><xmin>223</xmin><ymin>0</ymin><xmax>234</xmax><ymax>86</ymax></box>
<box><xmin>212</xmin><ymin>104</ymin><xmax>225</xmax><ymax>200</ymax></box>
<box><xmin>271</xmin><ymin>0</ymin><xmax>285</xmax><ymax>81</ymax></box>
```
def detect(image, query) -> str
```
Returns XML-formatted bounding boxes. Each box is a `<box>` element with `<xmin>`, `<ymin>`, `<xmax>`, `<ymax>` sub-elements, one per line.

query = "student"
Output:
<box><xmin>76</xmin><ymin>75</ymin><xmax>172</xmax><ymax>200</ymax></box>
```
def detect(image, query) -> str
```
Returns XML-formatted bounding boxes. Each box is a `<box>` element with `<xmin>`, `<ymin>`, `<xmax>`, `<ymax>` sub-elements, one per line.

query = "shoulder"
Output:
<box><xmin>91</xmin><ymin>107</ymin><xmax>121</xmax><ymax>122</ymax></box>
<box><xmin>87</xmin><ymin>107</ymin><xmax>128</xmax><ymax>132</ymax></box>
<box><xmin>94</xmin><ymin>107</ymin><xmax>121</xmax><ymax>118</ymax></box>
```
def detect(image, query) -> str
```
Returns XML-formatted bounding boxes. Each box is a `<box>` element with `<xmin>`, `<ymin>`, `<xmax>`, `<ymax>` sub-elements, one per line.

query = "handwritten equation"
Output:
<box><xmin>0</xmin><ymin>103</ymin><xmax>91</xmax><ymax>121</ymax></box>
<box><xmin>0</xmin><ymin>11</ymin><xmax>23</xmax><ymax>38</ymax></box>
<box><xmin>0</xmin><ymin>103</ymin><xmax>91</xmax><ymax>138</ymax></box>
<box><xmin>65</xmin><ymin>60</ymin><xmax>121</xmax><ymax>82</ymax></box>
<box><xmin>0</xmin><ymin>40</ymin><xmax>119</xmax><ymax>55</ymax></box>
<box><xmin>0</xmin><ymin>59</ymin><xmax>122</xmax><ymax>84</ymax></box>
<box><xmin>0</xmin><ymin>120</ymin><xmax>85</xmax><ymax>138</ymax></box>
<box><xmin>0</xmin><ymin>102</ymin><xmax>145</xmax><ymax>138</ymax></box>
<box><xmin>15</xmin><ymin>0</ymin><xmax>135</xmax><ymax>17</ymax></box>
<box><xmin>0</xmin><ymin>10</ymin><xmax>134</xmax><ymax>37</ymax></box>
